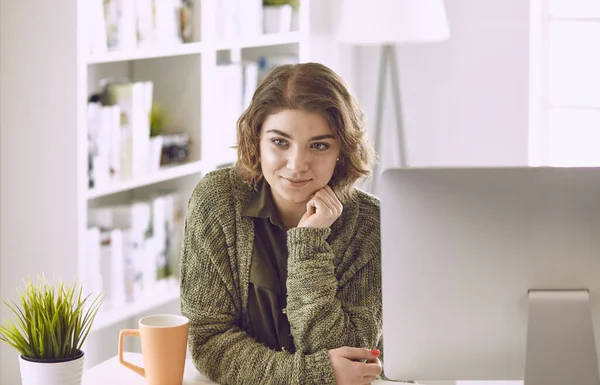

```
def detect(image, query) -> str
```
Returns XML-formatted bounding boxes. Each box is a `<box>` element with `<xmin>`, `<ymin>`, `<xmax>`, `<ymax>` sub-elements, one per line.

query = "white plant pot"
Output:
<box><xmin>19</xmin><ymin>352</ymin><xmax>85</xmax><ymax>385</ymax></box>
<box><xmin>290</xmin><ymin>9</ymin><xmax>299</xmax><ymax>31</ymax></box>
<box><xmin>263</xmin><ymin>5</ymin><xmax>293</xmax><ymax>34</ymax></box>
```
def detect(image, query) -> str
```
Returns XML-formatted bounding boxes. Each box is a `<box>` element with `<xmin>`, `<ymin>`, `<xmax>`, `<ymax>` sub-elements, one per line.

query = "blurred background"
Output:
<box><xmin>0</xmin><ymin>0</ymin><xmax>594</xmax><ymax>383</ymax></box>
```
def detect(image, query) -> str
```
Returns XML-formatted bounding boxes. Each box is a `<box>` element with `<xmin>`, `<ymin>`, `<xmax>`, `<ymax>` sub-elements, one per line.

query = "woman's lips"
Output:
<box><xmin>281</xmin><ymin>177</ymin><xmax>311</xmax><ymax>187</ymax></box>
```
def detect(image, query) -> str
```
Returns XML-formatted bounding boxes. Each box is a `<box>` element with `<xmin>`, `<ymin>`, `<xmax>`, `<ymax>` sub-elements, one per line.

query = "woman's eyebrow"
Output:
<box><xmin>311</xmin><ymin>134</ymin><xmax>335</xmax><ymax>141</ymax></box>
<box><xmin>266</xmin><ymin>129</ymin><xmax>335</xmax><ymax>141</ymax></box>
<box><xmin>266</xmin><ymin>129</ymin><xmax>292</xmax><ymax>139</ymax></box>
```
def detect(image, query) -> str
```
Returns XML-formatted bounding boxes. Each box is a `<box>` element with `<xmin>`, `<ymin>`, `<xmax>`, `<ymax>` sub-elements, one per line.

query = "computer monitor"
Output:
<box><xmin>379</xmin><ymin>167</ymin><xmax>600</xmax><ymax>385</ymax></box>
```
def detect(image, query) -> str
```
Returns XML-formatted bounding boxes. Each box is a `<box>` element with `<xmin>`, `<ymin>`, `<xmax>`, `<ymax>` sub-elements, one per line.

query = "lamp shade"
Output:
<box><xmin>336</xmin><ymin>0</ymin><xmax>450</xmax><ymax>45</ymax></box>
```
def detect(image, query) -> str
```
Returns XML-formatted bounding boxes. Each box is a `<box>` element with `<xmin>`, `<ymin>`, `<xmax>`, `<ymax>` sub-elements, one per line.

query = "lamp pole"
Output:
<box><xmin>371</xmin><ymin>43</ymin><xmax>407</xmax><ymax>193</ymax></box>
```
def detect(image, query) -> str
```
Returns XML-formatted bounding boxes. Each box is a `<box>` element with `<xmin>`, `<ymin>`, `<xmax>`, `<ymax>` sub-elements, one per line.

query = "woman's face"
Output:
<box><xmin>259</xmin><ymin>109</ymin><xmax>341</xmax><ymax>207</ymax></box>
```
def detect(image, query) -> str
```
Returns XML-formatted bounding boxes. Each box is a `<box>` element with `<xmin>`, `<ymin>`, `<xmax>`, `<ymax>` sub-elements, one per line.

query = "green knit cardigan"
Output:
<box><xmin>180</xmin><ymin>167</ymin><xmax>383</xmax><ymax>385</ymax></box>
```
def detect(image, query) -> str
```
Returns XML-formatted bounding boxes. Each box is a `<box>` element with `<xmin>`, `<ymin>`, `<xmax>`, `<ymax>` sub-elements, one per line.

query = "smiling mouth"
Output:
<box><xmin>281</xmin><ymin>177</ymin><xmax>312</xmax><ymax>186</ymax></box>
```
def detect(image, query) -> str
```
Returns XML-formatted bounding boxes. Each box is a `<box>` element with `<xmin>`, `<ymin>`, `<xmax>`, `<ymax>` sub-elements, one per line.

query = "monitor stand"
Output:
<box><xmin>525</xmin><ymin>290</ymin><xmax>600</xmax><ymax>385</ymax></box>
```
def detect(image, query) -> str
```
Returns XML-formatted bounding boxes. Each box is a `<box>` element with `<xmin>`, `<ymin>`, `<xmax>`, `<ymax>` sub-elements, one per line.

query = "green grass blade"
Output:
<box><xmin>0</xmin><ymin>278</ymin><xmax>104</xmax><ymax>360</ymax></box>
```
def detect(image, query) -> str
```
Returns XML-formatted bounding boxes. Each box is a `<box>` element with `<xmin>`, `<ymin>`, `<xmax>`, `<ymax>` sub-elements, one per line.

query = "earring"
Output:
<box><xmin>336</xmin><ymin>158</ymin><xmax>339</xmax><ymax>162</ymax></box>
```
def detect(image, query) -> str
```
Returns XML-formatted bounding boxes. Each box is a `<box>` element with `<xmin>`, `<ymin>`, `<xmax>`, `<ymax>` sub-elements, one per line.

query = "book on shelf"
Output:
<box><xmin>86</xmin><ymin>191</ymin><xmax>185</xmax><ymax>308</ymax></box>
<box><xmin>199</xmin><ymin>55</ymin><xmax>297</xmax><ymax>167</ymax></box>
<box><xmin>240</xmin><ymin>54</ymin><xmax>298</xmax><ymax>109</ymax></box>
<box><xmin>87</xmin><ymin>102</ymin><xmax>121</xmax><ymax>188</ymax></box>
<box><xmin>88</xmin><ymin>0</ymin><xmax>192</xmax><ymax>55</ymax></box>
<box><xmin>257</xmin><ymin>54</ymin><xmax>299</xmax><ymax>82</ymax></box>
<box><xmin>88</xmin><ymin>78</ymin><xmax>194</xmax><ymax>191</ymax></box>
<box><xmin>213</xmin><ymin>0</ymin><xmax>298</xmax><ymax>39</ymax></box>
<box><xmin>104</xmin><ymin>0</ymin><xmax>137</xmax><ymax>52</ymax></box>
<box><xmin>107</xmin><ymin>81</ymin><xmax>154</xmax><ymax>180</ymax></box>
<box><xmin>88</xmin><ymin>80</ymin><xmax>161</xmax><ymax>190</ymax></box>
<box><xmin>100</xmin><ymin>229</ymin><xmax>129</xmax><ymax>307</ymax></box>
<box><xmin>240</xmin><ymin>0</ymin><xmax>263</xmax><ymax>37</ymax></box>
<box><xmin>215</xmin><ymin>0</ymin><xmax>240</xmax><ymax>40</ymax></box>
<box><xmin>203</xmin><ymin>63</ymin><xmax>244</xmax><ymax>164</ymax></box>
<box><xmin>84</xmin><ymin>228</ymin><xmax>103</xmax><ymax>297</ymax></box>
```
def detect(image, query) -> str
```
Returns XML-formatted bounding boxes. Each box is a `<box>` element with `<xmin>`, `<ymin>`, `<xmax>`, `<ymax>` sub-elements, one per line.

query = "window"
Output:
<box><xmin>530</xmin><ymin>0</ymin><xmax>600</xmax><ymax>166</ymax></box>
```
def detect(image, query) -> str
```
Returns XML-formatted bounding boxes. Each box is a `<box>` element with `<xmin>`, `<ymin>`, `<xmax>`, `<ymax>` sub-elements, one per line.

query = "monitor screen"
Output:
<box><xmin>379</xmin><ymin>167</ymin><xmax>600</xmax><ymax>384</ymax></box>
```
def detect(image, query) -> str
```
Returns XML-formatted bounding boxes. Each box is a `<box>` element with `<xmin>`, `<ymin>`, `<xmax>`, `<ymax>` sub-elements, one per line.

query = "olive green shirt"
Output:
<box><xmin>243</xmin><ymin>180</ymin><xmax>296</xmax><ymax>353</ymax></box>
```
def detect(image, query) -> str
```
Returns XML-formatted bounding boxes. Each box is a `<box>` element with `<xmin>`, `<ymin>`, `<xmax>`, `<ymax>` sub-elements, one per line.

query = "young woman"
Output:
<box><xmin>180</xmin><ymin>62</ymin><xmax>382</xmax><ymax>385</ymax></box>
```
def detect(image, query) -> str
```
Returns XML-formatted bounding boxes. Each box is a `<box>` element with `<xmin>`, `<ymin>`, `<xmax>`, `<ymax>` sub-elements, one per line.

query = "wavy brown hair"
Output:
<box><xmin>236</xmin><ymin>62</ymin><xmax>375</xmax><ymax>201</ymax></box>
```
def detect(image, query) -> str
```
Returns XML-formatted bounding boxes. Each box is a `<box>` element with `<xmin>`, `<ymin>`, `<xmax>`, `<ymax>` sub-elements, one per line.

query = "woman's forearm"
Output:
<box><xmin>285</xmin><ymin>227</ymin><xmax>382</xmax><ymax>354</ymax></box>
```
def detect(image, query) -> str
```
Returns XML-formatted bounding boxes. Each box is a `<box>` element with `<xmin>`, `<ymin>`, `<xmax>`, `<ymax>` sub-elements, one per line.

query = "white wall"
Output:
<box><xmin>354</xmin><ymin>0</ymin><xmax>530</xmax><ymax>170</ymax></box>
<box><xmin>0</xmin><ymin>0</ymin><xmax>80</xmax><ymax>383</ymax></box>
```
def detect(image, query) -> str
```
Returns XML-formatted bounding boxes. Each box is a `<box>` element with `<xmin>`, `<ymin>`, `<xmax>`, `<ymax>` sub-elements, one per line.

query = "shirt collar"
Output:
<box><xmin>243</xmin><ymin>180</ymin><xmax>285</xmax><ymax>227</ymax></box>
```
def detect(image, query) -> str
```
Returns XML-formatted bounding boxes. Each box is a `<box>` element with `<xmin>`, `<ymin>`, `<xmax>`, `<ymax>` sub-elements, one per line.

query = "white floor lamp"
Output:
<box><xmin>336</xmin><ymin>0</ymin><xmax>450</xmax><ymax>192</ymax></box>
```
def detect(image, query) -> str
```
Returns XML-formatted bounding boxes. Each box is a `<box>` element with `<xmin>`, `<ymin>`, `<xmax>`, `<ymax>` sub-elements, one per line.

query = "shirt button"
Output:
<box><xmin>281</xmin><ymin>308</ymin><xmax>287</xmax><ymax>314</ymax></box>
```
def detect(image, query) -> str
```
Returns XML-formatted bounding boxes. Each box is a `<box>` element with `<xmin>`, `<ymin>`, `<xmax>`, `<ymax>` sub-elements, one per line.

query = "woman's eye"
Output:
<box><xmin>272</xmin><ymin>139</ymin><xmax>288</xmax><ymax>147</ymax></box>
<box><xmin>311</xmin><ymin>142</ymin><xmax>330</xmax><ymax>151</ymax></box>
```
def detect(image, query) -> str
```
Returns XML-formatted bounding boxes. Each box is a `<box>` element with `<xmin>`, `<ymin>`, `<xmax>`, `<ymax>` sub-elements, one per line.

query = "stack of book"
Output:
<box><xmin>241</xmin><ymin>54</ymin><xmax>299</xmax><ymax>109</ymax></box>
<box><xmin>87</xmin><ymin>80</ymin><xmax>164</xmax><ymax>189</ymax></box>
<box><xmin>199</xmin><ymin>54</ymin><xmax>297</xmax><ymax>165</ymax></box>
<box><xmin>85</xmin><ymin>191</ymin><xmax>185</xmax><ymax>307</ymax></box>
<box><xmin>214</xmin><ymin>0</ymin><xmax>299</xmax><ymax>39</ymax></box>
<box><xmin>87</xmin><ymin>0</ymin><xmax>194</xmax><ymax>55</ymax></box>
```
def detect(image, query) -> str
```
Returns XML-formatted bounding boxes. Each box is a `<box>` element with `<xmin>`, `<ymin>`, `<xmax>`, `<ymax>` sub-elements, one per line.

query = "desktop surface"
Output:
<box><xmin>83</xmin><ymin>353</ymin><xmax>399</xmax><ymax>384</ymax></box>
<box><xmin>83</xmin><ymin>353</ymin><xmax>217</xmax><ymax>385</ymax></box>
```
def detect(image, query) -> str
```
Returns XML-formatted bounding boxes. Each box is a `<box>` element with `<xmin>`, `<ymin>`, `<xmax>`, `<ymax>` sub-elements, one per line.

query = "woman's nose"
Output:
<box><xmin>287</xmin><ymin>148</ymin><xmax>310</xmax><ymax>172</ymax></box>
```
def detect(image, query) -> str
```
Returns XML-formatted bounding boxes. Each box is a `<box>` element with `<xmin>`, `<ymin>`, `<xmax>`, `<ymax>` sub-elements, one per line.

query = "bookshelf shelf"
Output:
<box><xmin>87</xmin><ymin>158</ymin><xmax>237</xmax><ymax>200</ymax></box>
<box><xmin>85</xmin><ymin>31</ymin><xmax>301</xmax><ymax>65</ymax></box>
<box><xmin>91</xmin><ymin>278</ymin><xmax>180</xmax><ymax>332</ymax></box>
<box><xmin>87</xmin><ymin>42</ymin><xmax>205</xmax><ymax>65</ymax></box>
<box><xmin>87</xmin><ymin>160</ymin><xmax>206</xmax><ymax>200</ymax></box>
<box><xmin>212</xmin><ymin>31</ymin><xmax>302</xmax><ymax>50</ymax></box>
<box><xmin>242</xmin><ymin>31</ymin><xmax>302</xmax><ymax>48</ymax></box>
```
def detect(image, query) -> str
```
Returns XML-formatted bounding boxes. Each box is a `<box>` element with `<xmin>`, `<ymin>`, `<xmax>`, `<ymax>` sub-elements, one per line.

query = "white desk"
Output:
<box><xmin>83</xmin><ymin>354</ymin><xmax>522</xmax><ymax>385</ymax></box>
<box><xmin>82</xmin><ymin>353</ymin><xmax>399</xmax><ymax>384</ymax></box>
<box><xmin>83</xmin><ymin>353</ymin><xmax>216</xmax><ymax>385</ymax></box>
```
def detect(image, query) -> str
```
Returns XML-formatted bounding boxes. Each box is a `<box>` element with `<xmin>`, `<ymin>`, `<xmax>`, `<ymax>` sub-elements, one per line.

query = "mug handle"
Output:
<box><xmin>118</xmin><ymin>329</ymin><xmax>145</xmax><ymax>377</ymax></box>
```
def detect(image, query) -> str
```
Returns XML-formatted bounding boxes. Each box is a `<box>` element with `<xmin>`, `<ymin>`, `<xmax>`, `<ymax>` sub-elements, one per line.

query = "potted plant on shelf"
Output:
<box><xmin>263</xmin><ymin>0</ymin><xmax>300</xmax><ymax>34</ymax></box>
<box><xmin>0</xmin><ymin>276</ymin><xmax>104</xmax><ymax>385</ymax></box>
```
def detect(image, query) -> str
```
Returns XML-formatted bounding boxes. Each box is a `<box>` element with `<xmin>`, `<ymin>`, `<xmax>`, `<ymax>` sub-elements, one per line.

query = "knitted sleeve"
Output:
<box><xmin>285</xmin><ymin>200</ymin><xmax>382</xmax><ymax>355</ymax></box>
<box><xmin>180</xmin><ymin>175</ymin><xmax>337</xmax><ymax>385</ymax></box>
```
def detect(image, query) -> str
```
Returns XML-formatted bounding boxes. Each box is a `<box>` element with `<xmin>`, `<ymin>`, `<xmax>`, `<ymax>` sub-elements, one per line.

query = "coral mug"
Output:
<box><xmin>118</xmin><ymin>314</ymin><xmax>189</xmax><ymax>385</ymax></box>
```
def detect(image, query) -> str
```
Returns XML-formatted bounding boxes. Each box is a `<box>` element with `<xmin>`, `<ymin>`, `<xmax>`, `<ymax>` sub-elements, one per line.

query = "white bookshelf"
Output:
<box><xmin>87</xmin><ymin>33</ymin><xmax>305</xmax><ymax>65</ymax></box>
<box><xmin>215</xmin><ymin>31</ymin><xmax>302</xmax><ymax>50</ymax></box>
<box><xmin>87</xmin><ymin>159</ymin><xmax>235</xmax><ymax>199</ymax></box>
<box><xmin>82</xmin><ymin>0</ymin><xmax>326</xmax><ymax>364</ymax></box>
<box><xmin>87</xmin><ymin>42</ymin><xmax>206</xmax><ymax>64</ymax></box>
<box><xmin>91</xmin><ymin>277</ymin><xmax>181</xmax><ymax>332</ymax></box>
<box><xmin>1</xmin><ymin>0</ymin><xmax>353</xmax><ymax>381</ymax></box>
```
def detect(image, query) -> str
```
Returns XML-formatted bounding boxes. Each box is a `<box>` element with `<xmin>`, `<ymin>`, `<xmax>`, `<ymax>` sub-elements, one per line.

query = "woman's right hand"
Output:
<box><xmin>328</xmin><ymin>347</ymin><xmax>382</xmax><ymax>385</ymax></box>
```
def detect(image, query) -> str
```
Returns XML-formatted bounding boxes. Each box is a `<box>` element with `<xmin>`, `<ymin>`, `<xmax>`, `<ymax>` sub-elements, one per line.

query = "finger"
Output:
<box><xmin>362</xmin><ymin>375</ymin><xmax>377</xmax><ymax>384</ymax></box>
<box><xmin>339</xmin><ymin>347</ymin><xmax>379</xmax><ymax>361</ymax></box>
<box><xmin>305</xmin><ymin>200</ymin><xmax>316</xmax><ymax>216</ymax></box>
<box><xmin>299</xmin><ymin>211</ymin><xmax>311</xmax><ymax>222</ymax></box>
<box><xmin>311</xmin><ymin>194</ymin><xmax>335</xmax><ymax>217</ymax></box>
<box><xmin>319</xmin><ymin>186</ymin><xmax>338</xmax><ymax>204</ymax></box>
<box><xmin>323</xmin><ymin>185</ymin><xmax>341</xmax><ymax>204</ymax></box>
<box><xmin>364</xmin><ymin>362</ymin><xmax>383</xmax><ymax>376</ymax></box>
<box><xmin>319</xmin><ymin>191</ymin><xmax>339</xmax><ymax>215</ymax></box>
<box><xmin>321</xmin><ymin>186</ymin><xmax>343</xmax><ymax>215</ymax></box>
<box><xmin>313</xmin><ymin>192</ymin><xmax>337</xmax><ymax>216</ymax></box>
<box><xmin>366</xmin><ymin>356</ymin><xmax>380</xmax><ymax>364</ymax></box>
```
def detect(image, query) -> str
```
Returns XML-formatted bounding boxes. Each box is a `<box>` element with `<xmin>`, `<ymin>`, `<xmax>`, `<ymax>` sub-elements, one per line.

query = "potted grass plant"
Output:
<box><xmin>0</xmin><ymin>276</ymin><xmax>104</xmax><ymax>385</ymax></box>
